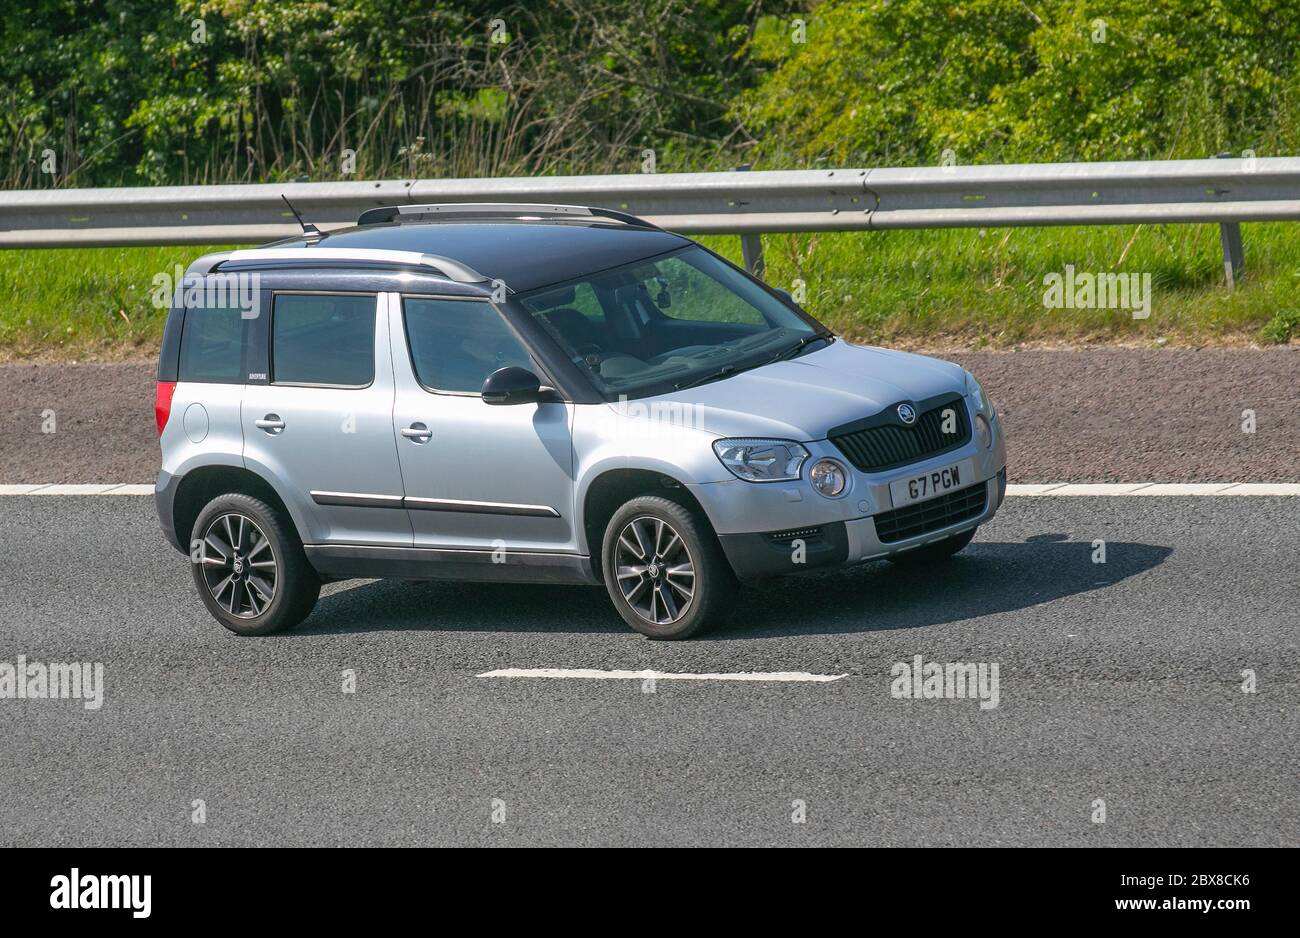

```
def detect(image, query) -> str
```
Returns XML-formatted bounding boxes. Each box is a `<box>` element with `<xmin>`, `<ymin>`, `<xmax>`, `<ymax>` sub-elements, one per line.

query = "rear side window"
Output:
<box><xmin>271</xmin><ymin>294</ymin><xmax>375</xmax><ymax>387</ymax></box>
<box><xmin>403</xmin><ymin>297</ymin><xmax>535</xmax><ymax>393</ymax></box>
<box><xmin>178</xmin><ymin>305</ymin><xmax>244</xmax><ymax>383</ymax></box>
<box><xmin>158</xmin><ymin>305</ymin><xmax>185</xmax><ymax>381</ymax></box>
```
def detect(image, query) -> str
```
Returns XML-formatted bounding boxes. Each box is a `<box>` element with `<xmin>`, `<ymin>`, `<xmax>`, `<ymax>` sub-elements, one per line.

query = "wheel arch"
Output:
<box><xmin>169</xmin><ymin>465</ymin><xmax>300</xmax><ymax>552</ymax></box>
<box><xmin>581</xmin><ymin>468</ymin><xmax>717</xmax><ymax>581</ymax></box>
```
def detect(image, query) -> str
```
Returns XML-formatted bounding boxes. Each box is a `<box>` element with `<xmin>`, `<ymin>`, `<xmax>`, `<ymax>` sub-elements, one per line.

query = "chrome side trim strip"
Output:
<box><xmin>306</xmin><ymin>543</ymin><xmax>577</xmax><ymax>557</ymax></box>
<box><xmin>309</xmin><ymin>490</ymin><xmax>560</xmax><ymax>517</ymax></box>
<box><xmin>404</xmin><ymin>496</ymin><xmax>560</xmax><ymax>518</ymax></box>
<box><xmin>310</xmin><ymin>490</ymin><xmax>404</xmax><ymax>509</ymax></box>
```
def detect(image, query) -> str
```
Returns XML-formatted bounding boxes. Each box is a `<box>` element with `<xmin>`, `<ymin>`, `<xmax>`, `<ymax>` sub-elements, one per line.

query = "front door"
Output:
<box><xmin>388</xmin><ymin>293</ymin><xmax>575</xmax><ymax>553</ymax></box>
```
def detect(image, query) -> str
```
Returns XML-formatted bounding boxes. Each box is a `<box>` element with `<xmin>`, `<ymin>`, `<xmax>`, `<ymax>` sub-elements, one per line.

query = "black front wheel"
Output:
<box><xmin>189</xmin><ymin>494</ymin><xmax>319</xmax><ymax>636</ymax></box>
<box><xmin>602</xmin><ymin>496</ymin><xmax>736</xmax><ymax>640</ymax></box>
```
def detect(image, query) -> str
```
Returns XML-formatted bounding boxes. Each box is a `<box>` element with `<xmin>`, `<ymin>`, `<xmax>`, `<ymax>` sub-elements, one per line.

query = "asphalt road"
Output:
<box><xmin>1</xmin><ymin>495</ymin><xmax>1296</xmax><ymax>847</ymax></box>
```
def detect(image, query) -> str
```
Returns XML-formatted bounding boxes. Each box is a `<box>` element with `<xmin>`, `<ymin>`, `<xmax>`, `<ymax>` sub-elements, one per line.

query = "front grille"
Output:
<box><xmin>830</xmin><ymin>400</ymin><xmax>971</xmax><ymax>472</ymax></box>
<box><xmin>874</xmin><ymin>483</ymin><xmax>987</xmax><ymax>544</ymax></box>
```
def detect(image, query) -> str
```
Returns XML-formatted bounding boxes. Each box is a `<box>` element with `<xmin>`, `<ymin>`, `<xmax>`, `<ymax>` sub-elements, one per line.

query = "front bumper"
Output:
<box><xmin>698</xmin><ymin>394</ymin><xmax>1007</xmax><ymax>580</ymax></box>
<box><xmin>717</xmin><ymin>467</ymin><xmax>1005</xmax><ymax>580</ymax></box>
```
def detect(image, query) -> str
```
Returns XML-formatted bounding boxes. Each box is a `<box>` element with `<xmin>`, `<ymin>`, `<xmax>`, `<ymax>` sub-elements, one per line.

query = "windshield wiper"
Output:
<box><xmin>673</xmin><ymin>365</ymin><xmax>738</xmax><ymax>391</ymax></box>
<box><xmin>774</xmin><ymin>332</ymin><xmax>832</xmax><ymax>361</ymax></box>
<box><xmin>671</xmin><ymin>333</ymin><xmax>832</xmax><ymax>391</ymax></box>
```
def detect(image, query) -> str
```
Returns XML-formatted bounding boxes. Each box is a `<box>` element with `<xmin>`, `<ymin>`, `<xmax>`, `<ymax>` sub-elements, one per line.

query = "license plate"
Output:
<box><xmin>889</xmin><ymin>459</ymin><xmax>974</xmax><ymax>508</ymax></box>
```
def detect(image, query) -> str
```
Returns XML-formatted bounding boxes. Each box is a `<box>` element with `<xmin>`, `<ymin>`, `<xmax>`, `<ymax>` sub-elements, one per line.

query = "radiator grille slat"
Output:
<box><xmin>830</xmin><ymin>400</ymin><xmax>971</xmax><ymax>473</ymax></box>
<box><xmin>874</xmin><ymin>483</ymin><xmax>987</xmax><ymax>544</ymax></box>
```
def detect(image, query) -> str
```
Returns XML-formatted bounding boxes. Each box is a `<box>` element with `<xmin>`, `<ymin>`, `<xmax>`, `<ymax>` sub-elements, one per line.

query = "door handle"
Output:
<box><xmin>401</xmin><ymin>422</ymin><xmax>432</xmax><ymax>443</ymax></box>
<box><xmin>255</xmin><ymin>414</ymin><xmax>285</xmax><ymax>434</ymax></box>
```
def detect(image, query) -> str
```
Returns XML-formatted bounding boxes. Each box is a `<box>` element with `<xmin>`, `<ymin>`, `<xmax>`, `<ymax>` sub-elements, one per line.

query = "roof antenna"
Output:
<box><xmin>281</xmin><ymin>194</ymin><xmax>323</xmax><ymax>242</ymax></box>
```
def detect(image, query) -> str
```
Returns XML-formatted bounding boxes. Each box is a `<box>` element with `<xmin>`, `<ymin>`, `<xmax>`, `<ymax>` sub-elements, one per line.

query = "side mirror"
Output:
<box><xmin>482</xmin><ymin>366</ymin><xmax>542</xmax><ymax>405</ymax></box>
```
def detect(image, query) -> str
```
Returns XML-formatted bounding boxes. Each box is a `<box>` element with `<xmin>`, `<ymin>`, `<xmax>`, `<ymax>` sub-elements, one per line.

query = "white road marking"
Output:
<box><xmin>1</xmin><ymin>484</ymin><xmax>155</xmax><ymax>495</ymax></box>
<box><xmin>1005</xmin><ymin>483</ymin><xmax>1300</xmax><ymax>496</ymax></box>
<box><xmin>2</xmin><ymin>483</ymin><xmax>1299</xmax><ymax>496</ymax></box>
<box><xmin>477</xmin><ymin>668</ymin><xmax>847</xmax><ymax>683</ymax></box>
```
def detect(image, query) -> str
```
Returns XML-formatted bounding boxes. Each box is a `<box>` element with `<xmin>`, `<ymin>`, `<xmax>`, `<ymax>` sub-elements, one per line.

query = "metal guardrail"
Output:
<box><xmin>3</xmin><ymin>157</ymin><xmax>1298</xmax><ymax>284</ymax></box>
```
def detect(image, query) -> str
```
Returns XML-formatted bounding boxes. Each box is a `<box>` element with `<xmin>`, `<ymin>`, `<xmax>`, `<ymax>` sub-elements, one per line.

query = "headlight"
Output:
<box><xmin>974</xmin><ymin>413</ymin><xmax>993</xmax><ymax>448</ymax></box>
<box><xmin>809</xmin><ymin>458</ymin><xmax>847</xmax><ymax>497</ymax></box>
<box><xmin>712</xmin><ymin>438</ymin><xmax>809</xmax><ymax>482</ymax></box>
<box><xmin>965</xmin><ymin>371</ymin><xmax>995</xmax><ymax>415</ymax></box>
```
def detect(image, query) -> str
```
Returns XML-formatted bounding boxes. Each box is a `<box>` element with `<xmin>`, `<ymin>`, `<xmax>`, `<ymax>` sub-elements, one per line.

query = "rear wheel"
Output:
<box><xmin>190</xmin><ymin>494</ymin><xmax>319</xmax><ymax>636</ymax></box>
<box><xmin>886</xmin><ymin>526</ymin><xmax>977</xmax><ymax>566</ymax></box>
<box><xmin>602</xmin><ymin>496</ymin><xmax>736</xmax><ymax>640</ymax></box>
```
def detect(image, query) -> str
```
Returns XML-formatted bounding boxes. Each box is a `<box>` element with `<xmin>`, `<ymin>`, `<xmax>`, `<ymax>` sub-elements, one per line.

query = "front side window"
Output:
<box><xmin>178</xmin><ymin>304</ymin><xmax>243</xmax><ymax>383</ymax></box>
<box><xmin>518</xmin><ymin>245</ymin><xmax>824</xmax><ymax>400</ymax></box>
<box><xmin>271</xmin><ymin>294</ymin><xmax>376</xmax><ymax>387</ymax></box>
<box><xmin>403</xmin><ymin>297</ymin><xmax>536</xmax><ymax>393</ymax></box>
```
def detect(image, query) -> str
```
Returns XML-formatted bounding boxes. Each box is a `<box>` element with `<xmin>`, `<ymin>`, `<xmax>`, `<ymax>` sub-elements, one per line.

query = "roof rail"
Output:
<box><xmin>215</xmin><ymin>247</ymin><xmax>489</xmax><ymax>283</ymax></box>
<box><xmin>356</xmin><ymin>202</ymin><xmax>659</xmax><ymax>230</ymax></box>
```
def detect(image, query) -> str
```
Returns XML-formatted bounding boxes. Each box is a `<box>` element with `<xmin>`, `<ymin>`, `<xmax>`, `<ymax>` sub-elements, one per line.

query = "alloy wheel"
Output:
<box><xmin>199</xmin><ymin>512</ymin><xmax>278</xmax><ymax>619</ymax></box>
<box><xmin>614</xmin><ymin>515</ymin><xmax>696</xmax><ymax>626</ymax></box>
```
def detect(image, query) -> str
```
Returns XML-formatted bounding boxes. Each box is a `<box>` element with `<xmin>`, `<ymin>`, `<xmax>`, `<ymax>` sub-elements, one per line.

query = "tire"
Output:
<box><xmin>601</xmin><ymin>495</ymin><xmax>737</xmax><ymax>640</ymax></box>
<box><xmin>188</xmin><ymin>493</ymin><xmax>320</xmax><ymax>636</ymax></box>
<box><xmin>886</xmin><ymin>526</ymin><xmax>977</xmax><ymax>566</ymax></box>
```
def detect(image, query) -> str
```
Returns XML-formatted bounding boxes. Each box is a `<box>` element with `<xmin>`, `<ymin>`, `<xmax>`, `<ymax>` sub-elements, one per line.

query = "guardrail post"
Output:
<box><xmin>1218</xmin><ymin>222</ymin><xmax>1244</xmax><ymax>289</ymax></box>
<box><xmin>741</xmin><ymin>233</ymin><xmax>765</xmax><ymax>279</ymax></box>
<box><xmin>736</xmin><ymin>165</ymin><xmax>765</xmax><ymax>279</ymax></box>
<box><xmin>1214</xmin><ymin>153</ymin><xmax>1245</xmax><ymax>288</ymax></box>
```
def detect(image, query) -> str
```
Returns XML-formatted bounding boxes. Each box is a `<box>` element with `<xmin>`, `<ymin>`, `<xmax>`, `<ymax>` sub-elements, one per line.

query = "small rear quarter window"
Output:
<box><xmin>178</xmin><ymin>305</ymin><xmax>244</xmax><ymax>384</ymax></box>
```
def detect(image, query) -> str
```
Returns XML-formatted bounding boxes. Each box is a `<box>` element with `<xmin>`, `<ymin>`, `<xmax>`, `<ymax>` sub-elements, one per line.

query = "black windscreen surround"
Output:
<box><xmin>271</xmin><ymin>294</ymin><xmax>376</xmax><ymax>387</ymax></box>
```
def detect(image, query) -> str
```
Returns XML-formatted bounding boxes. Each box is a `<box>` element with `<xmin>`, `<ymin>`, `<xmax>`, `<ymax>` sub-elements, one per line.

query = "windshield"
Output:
<box><xmin>517</xmin><ymin>245</ymin><xmax>827</xmax><ymax>400</ymax></box>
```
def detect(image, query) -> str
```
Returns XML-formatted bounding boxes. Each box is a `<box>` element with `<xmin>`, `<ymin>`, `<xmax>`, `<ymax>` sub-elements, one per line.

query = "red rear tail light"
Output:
<box><xmin>155</xmin><ymin>381</ymin><xmax>177</xmax><ymax>436</ymax></box>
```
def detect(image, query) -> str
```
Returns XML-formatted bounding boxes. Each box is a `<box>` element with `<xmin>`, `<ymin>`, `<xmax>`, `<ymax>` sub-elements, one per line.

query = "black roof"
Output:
<box><xmin>268</xmin><ymin>220</ymin><xmax>690</xmax><ymax>293</ymax></box>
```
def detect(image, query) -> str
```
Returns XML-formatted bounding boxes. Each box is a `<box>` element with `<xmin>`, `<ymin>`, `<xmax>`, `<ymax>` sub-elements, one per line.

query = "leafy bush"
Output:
<box><xmin>735</xmin><ymin>0</ymin><xmax>1300</xmax><ymax>167</ymax></box>
<box><xmin>1</xmin><ymin>0</ymin><xmax>783</xmax><ymax>187</ymax></box>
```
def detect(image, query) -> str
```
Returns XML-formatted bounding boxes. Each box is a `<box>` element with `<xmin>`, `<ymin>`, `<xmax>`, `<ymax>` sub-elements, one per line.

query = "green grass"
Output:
<box><xmin>702</xmin><ymin>222</ymin><xmax>1300</xmax><ymax>349</ymax></box>
<box><xmin>0</xmin><ymin>245</ymin><xmax>230</xmax><ymax>361</ymax></box>
<box><xmin>2</xmin><ymin>222</ymin><xmax>1298</xmax><ymax>361</ymax></box>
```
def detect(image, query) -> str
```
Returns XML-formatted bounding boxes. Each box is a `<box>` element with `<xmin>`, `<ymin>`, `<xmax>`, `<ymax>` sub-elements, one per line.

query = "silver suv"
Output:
<box><xmin>155</xmin><ymin>203</ymin><xmax>1006</xmax><ymax>639</ymax></box>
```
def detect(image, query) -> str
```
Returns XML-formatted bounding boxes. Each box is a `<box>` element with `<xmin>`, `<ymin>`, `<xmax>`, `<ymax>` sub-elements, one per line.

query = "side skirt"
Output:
<box><xmin>304</xmin><ymin>544</ymin><xmax>600</xmax><ymax>586</ymax></box>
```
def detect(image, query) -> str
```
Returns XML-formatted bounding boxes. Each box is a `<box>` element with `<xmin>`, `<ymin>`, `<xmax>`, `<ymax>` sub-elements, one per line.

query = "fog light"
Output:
<box><xmin>975</xmin><ymin>413</ymin><xmax>993</xmax><ymax>449</ymax></box>
<box><xmin>809</xmin><ymin>459</ymin><xmax>847</xmax><ymax>497</ymax></box>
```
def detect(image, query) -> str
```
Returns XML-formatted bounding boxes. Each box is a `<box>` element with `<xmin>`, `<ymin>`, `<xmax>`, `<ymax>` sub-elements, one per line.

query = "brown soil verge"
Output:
<box><xmin>1</xmin><ymin>349</ymin><xmax>1296</xmax><ymax>483</ymax></box>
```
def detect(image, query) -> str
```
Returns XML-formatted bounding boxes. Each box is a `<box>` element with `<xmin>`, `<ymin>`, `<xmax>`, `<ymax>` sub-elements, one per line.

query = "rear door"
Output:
<box><xmin>241</xmin><ymin>291</ymin><xmax>411</xmax><ymax>547</ymax></box>
<box><xmin>388</xmin><ymin>293</ymin><xmax>576</xmax><ymax>553</ymax></box>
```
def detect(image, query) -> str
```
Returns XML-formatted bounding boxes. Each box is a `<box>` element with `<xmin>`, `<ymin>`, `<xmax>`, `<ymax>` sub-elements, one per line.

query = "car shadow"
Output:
<box><xmin>290</xmin><ymin>538</ymin><xmax>1171</xmax><ymax>639</ymax></box>
<box><xmin>711</xmin><ymin>538</ymin><xmax>1172</xmax><ymax>639</ymax></box>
